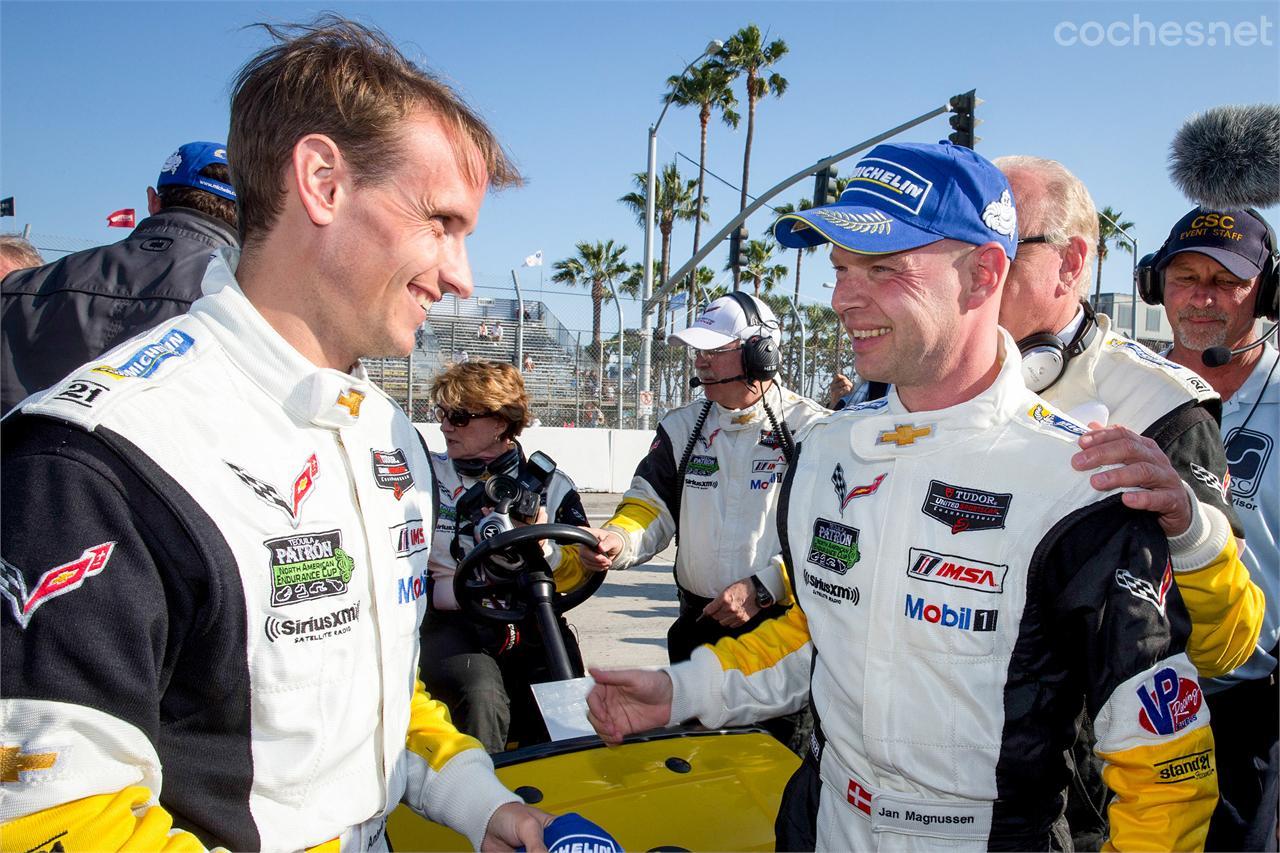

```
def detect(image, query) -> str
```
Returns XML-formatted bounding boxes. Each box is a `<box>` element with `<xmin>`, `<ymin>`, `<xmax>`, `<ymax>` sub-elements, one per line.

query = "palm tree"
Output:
<box><xmin>728</xmin><ymin>238</ymin><xmax>789</xmax><ymax>297</ymax></box>
<box><xmin>665</xmin><ymin>60</ymin><xmax>739</xmax><ymax>292</ymax></box>
<box><xmin>551</xmin><ymin>240</ymin><xmax>629</xmax><ymax>373</ymax></box>
<box><xmin>1094</xmin><ymin>206</ymin><xmax>1135</xmax><ymax>306</ymax></box>
<box><xmin>619</xmin><ymin>164</ymin><xmax>703</xmax><ymax>335</ymax></box>
<box><xmin>719</xmin><ymin>24</ymin><xmax>789</xmax><ymax>215</ymax></box>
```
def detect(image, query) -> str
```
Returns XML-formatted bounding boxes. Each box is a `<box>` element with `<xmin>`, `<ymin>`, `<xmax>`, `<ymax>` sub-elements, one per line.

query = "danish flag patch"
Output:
<box><xmin>1</xmin><ymin>543</ymin><xmax>117</xmax><ymax>628</ymax></box>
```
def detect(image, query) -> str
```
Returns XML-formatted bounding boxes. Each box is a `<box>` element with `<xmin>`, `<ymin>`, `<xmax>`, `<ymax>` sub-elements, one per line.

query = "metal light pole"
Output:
<box><xmin>604</xmin><ymin>274</ymin><xmax>625</xmax><ymax>429</ymax></box>
<box><xmin>640</xmin><ymin>38</ymin><xmax>723</xmax><ymax>430</ymax></box>
<box><xmin>1095</xmin><ymin>210</ymin><xmax>1139</xmax><ymax>339</ymax></box>
<box><xmin>785</xmin><ymin>296</ymin><xmax>805</xmax><ymax>391</ymax></box>
<box><xmin>509</xmin><ymin>269</ymin><xmax>525</xmax><ymax>369</ymax></box>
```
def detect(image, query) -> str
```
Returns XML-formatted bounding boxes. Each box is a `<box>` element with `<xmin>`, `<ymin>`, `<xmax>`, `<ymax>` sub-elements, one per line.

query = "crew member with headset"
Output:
<box><xmin>422</xmin><ymin>360</ymin><xmax>595</xmax><ymax>753</ymax></box>
<box><xmin>990</xmin><ymin>155</ymin><xmax>1267</xmax><ymax>850</ymax></box>
<box><xmin>1142</xmin><ymin>204</ymin><xmax>1279</xmax><ymax>851</ymax></box>
<box><xmin>578</xmin><ymin>292</ymin><xmax>827</xmax><ymax>663</ymax></box>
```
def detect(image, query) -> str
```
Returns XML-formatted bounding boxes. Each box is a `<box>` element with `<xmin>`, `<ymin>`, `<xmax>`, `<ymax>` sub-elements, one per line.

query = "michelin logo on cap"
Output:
<box><xmin>846</xmin><ymin>158</ymin><xmax>934</xmax><ymax>215</ymax></box>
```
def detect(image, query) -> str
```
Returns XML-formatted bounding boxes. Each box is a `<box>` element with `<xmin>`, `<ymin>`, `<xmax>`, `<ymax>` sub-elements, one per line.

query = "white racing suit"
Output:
<box><xmin>0</xmin><ymin>249</ymin><xmax>517</xmax><ymax>851</ymax></box>
<box><xmin>667</xmin><ymin>334</ymin><xmax>1218</xmax><ymax>851</ymax></box>
<box><xmin>603</xmin><ymin>385</ymin><xmax>828</xmax><ymax>602</ymax></box>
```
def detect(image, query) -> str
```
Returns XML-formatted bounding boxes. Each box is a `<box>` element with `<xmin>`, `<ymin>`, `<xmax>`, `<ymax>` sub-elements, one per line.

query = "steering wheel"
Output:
<box><xmin>453</xmin><ymin>523</ymin><xmax>606</xmax><ymax>623</ymax></box>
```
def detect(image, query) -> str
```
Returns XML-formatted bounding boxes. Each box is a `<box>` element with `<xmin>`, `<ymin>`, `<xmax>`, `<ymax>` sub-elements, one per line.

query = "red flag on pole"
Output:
<box><xmin>106</xmin><ymin>208</ymin><xmax>136</xmax><ymax>228</ymax></box>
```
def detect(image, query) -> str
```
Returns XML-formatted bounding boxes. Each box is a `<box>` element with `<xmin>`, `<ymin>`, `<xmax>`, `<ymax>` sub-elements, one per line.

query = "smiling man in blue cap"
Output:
<box><xmin>588</xmin><ymin>141</ymin><xmax>1217</xmax><ymax>851</ymax></box>
<box><xmin>1</xmin><ymin>141</ymin><xmax>240</xmax><ymax>414</ymax></box>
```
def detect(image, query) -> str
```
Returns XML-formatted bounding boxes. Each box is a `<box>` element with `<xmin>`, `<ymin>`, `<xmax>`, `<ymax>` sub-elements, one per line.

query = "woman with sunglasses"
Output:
<box><xmin>421</xmin><ymin>360</ymin><xmax>594</xmax><ymax>752</ymax></box>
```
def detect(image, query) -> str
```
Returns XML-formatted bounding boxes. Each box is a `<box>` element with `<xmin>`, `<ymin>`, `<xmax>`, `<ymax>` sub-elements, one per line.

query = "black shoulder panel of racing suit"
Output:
<box><xmin>990</xmin><ymin>494</ymin><xmax>1183</xmax><ymax>851</ymax></box>
<box><xmin>1143</xmin><ymin>399</ymin><xmax>1244</xmax><ymax>538</ymax></box>
<box><xmin>633</xmin><ymin>424</ymin><xmax>680</xmax><ymax>518</ymax></box>
<box><xmin>554</xmin><ymin>487</ymin><xmax>589</xmax><ymax>527</ymax></box>
<box><xmin>0</xmin><ymin>413</ymin><xmax>256</xmax><ymax>851</ymax></box>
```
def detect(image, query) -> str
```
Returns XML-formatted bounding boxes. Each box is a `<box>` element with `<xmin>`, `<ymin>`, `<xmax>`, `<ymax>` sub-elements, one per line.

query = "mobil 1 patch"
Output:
<box><xmin>921</xmin><ymin>480</ymin><xmax>1012</xmax><ymax>534</ymax></box>
<box><xmin>806</xmin><ymin>518</ymin><xmax>860</xmax><ymax>575</ymax></box>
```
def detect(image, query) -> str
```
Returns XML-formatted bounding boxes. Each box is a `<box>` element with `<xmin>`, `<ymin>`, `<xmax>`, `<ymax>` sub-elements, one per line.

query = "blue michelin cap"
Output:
<box><xmin>156</xmin><ymin>141</ymin><xmax>236</xmax><ymax>202</ymax></box>
<box><xmin>516</xmin><ymin>813</ymin><xmax>623</xmax><ymax>853</ymax></box>
<box><xmin>773</xmin><ymin>141</ymin><xmax>1017</xmax><ymax>259</ymax></box>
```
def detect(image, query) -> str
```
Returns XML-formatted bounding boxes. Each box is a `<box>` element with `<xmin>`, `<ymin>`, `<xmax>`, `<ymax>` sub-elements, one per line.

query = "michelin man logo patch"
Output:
<box><xmin>981</xmin><ymin>190</ymin><xmax>1017</xmax><ymax>237</ymax></box>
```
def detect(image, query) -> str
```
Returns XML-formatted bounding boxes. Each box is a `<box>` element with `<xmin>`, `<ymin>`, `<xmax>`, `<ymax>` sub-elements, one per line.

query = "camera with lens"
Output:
<box><xmin>456</xmin><ymin>450</ymin><xmax>558</xmax><ymax>545</ymax></box>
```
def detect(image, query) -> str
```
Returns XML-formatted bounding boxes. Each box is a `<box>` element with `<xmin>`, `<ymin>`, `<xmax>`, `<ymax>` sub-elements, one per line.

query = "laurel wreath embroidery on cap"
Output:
<box><xmin>981</xmin><ymin>190</ymin><xmax>1017</xmax><ymax>237</ymax></box>
<box><xmin>812</xmin><ymin>210</ymin><xmax>893</xmax><ymax>235</ymax></box>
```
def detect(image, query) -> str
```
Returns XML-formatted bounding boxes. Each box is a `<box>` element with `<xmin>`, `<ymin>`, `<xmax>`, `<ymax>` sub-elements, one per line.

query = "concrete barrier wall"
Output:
<box><xmin>414</xmin><ymin>425</ymin><xmax>651</xmax><ymax>492</ymax></box>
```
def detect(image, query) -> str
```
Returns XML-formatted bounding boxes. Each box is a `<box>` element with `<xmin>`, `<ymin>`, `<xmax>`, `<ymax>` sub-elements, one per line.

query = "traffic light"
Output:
<box><xmin>728</xmin><ymin>225</ymin><xmax>749</xmax><ymax>271</ymax></box>
<box><xmin>948</xmin><ymin>90</ymin><xmax>983</xmax><ymax>149</ymax></box>
<box><xmin>812</xmin><ymin>165</ymin><xmax>839</xmax><ymax>206</ymax></box>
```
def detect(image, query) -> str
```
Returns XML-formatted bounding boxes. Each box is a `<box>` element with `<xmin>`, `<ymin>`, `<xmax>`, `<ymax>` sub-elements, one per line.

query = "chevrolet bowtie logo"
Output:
<box><xmin>877</xmin><ymin>424</ymin><xmax>932</xmax><ymax>446</ymax></box>
<box><xmin>1</xmin><ymin>746</ymin><xmax>57</xmax><ymax>783</ymax></box>
<box><xmin>336</xmin><ymin>390</ymin><xmax>365</xmax><ymax>417</ymax></box>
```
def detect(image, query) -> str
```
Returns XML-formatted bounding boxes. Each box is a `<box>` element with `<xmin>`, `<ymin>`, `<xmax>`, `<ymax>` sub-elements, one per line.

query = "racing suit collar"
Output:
<box><xmin>194</xmin><ymin>248</ymin><xmax>384</xmax><ymax>429</ymax></box>
<box><xmin>852</xmin><ymin>329</ymin><xmax>1028</xmax><ymax>459</ymax></box>
<box><xmin>711</xmin><ymin>383</ymin><xmax>796</xmax><ymax>429</ymax></box>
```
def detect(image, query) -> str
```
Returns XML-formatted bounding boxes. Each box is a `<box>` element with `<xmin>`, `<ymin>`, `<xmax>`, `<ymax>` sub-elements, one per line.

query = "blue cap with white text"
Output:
<box><xmin>516</xmin><ymin>813</ymin><xmax>622</xmax><ymax>853</ymax></box>
<box><xmin>773</xmin><ymin>141</ymin><xmax>1017</xmax><ymax>259</ymax></box>
<box><xmin>156</xmin><ymin>141</ymin><xmax>236</xmax><ymax>201</ymax></box>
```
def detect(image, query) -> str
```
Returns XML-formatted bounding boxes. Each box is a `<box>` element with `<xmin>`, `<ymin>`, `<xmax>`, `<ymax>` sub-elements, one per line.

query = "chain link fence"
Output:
<box><xmin>364</xmin><ymin>284</ymin><xmax>852</xmax><ymax>426</ymax></box>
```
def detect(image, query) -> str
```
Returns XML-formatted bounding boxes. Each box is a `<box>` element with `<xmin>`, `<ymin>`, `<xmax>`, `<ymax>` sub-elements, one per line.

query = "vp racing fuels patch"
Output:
<box><xmin>371</xmin><ymin>448</ymin><xmax>414</xmax><ymax>499</ymax></box>
<box><xmin>921</xmin><ymin>480</ymin><xmax>1012</xmax><ymax>534</ymax></box>
<box><xmin>265</xmin><ymin>529</ymin><xmax>355</xmax><ymax>607</ymax></box>
<box><xmin>0</xmin><ymin>543</ymin><xmax>116</xmax><ymax>628</ymax></box>
<box><xmin>806</xmin><ymin>519</ymin><xmax>860</xmax><ymax>575</ymax></box>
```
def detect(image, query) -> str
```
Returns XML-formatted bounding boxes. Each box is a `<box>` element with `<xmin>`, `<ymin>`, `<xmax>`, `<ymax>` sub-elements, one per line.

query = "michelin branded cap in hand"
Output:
<box><xmin>515</xmin><ymin>813</ymin><xmax>623</xmax><ymax>853</ymax></box>
<box><xmin>669</xmin><ymin>293</ymin><xmax>781</xmax><ymax>350</ymax></box>
<box><xmin>156</xmin><ymin>141</ymin><xmax>237</xmax><ymax>201</ymax></box>
<box><xmin>772</xmin><ymin>140</ymin><xmax>1018</xmax><ymax>259</ymax></box>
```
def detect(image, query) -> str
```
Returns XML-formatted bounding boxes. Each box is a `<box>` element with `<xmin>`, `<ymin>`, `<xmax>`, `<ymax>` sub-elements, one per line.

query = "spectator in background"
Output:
<box><xmin>0</xmin><ymin>234</ymin><xmax>43</xmax><ymax>279</ymax></box>
<box><xmin>523</xmin><ymin>353</ymin><xmax>535</xmax><ymax>372</ymax></box>
<box><xmin>493</xmin><ymin>320</ymin><xmax>504</xmax><ymax>342</ymax></box>
<box><xmin>0</xmin><ymin>141</ymin><xmax>239</xmax><ymax>414</ymax></box>
<box><xmin>477</xmin><ymin>320</ymin><xmax>489</xmax><ymax>339</ymax></box>
<box><xmin>827</xmin><ymin>372</ymin><xmax>853</xmax><ymax>408</ymax></box>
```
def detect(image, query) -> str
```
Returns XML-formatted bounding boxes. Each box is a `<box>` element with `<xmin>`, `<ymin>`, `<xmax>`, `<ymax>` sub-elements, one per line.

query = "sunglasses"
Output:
<box><xmin>1016</xmin><ymin>235</ymin><xmax>1052</xmax><ymax>246</ymax></box>
<box><xmin>435</xmin><ymin>406</ymin><xmax>497</xmax><ymax>427</ymax></box>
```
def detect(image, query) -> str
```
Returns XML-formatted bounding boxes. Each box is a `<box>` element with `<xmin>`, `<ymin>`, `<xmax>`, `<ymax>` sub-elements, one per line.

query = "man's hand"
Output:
<box><xmin>702</xmin><ymin>579</ymin><xmax>759</xmax><ymax>628</ymax></box>
<box><xmin>1073</xmin><ymin>423</ymin><xmax>1193</xmax><ymax>537</ymax></box>
<box><xmin>576</xmin><ymin>527</ymin><xmax>622</xmax><ymax>572</ymax></box>
<box><xmin>828</xmin><ymin>373</ymin><xmax>853</xmax><ymax>408</ymax></box>
<box><xmin>481</xmin><ymin>802</ymin><xmax>554</xmax><ymax>852</ymax></box>
<box><xmin>586</xmin><ymin>667</ymin><xmax>674</xmax><ymax>745</ymax></box>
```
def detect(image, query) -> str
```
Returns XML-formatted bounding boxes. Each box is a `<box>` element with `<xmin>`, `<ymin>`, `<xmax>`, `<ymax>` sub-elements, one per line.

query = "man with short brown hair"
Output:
<box><xmin>1</xmin><ymin>17</ymin><xmax>550</xmax><ymax>852</ymax></box>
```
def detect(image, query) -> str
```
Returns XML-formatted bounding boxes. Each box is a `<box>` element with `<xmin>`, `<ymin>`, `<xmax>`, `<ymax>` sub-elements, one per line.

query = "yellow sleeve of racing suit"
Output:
<box><xmin>1098</xmin><ymin>724</ymin><xmax>1217</xmax><ymax>853</ymax></box>
<box><xmin>669</xmin><ymin>574</ymin><xmax>812</xmax><ymax>728</ymax></box>
<box><xmin>0</xmin><ymin>786</ymin><xmax>212</xmax><ymax>852</ymax></box>
<box><xmin>404</xmin><ymin>678</ymin><xmax>486</xmax><ymax>769</ymax></box>
<box><xmin>1167</xmin><ymin>496</ymin><xmax>1265</xmax><ymax>679</ymax></box>
<box><xmin>550</xmin><ymin>539</ymin><xmax>591</xmax><ymax>597</ymax></box>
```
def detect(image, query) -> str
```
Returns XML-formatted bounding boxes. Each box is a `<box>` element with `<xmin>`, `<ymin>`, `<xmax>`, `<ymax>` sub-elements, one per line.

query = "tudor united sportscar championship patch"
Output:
<box><xmin>921</xmin><ymin>480</ymin><xmax>1012</xmax><ymax>534</ymax></box>
<box><xmin>264</xmin><ymin>530</ymin><xmax>355</xmax><ymax>607</ymax></box>
<box><xmin>371</xmin><ymin>448</ymin><xmax>414</xmax><ymax>499</ymax></box>
<box><xmin>806</xmin><ymin>519</ymin><xmax>860</xmax><ymax>575</ymax></box>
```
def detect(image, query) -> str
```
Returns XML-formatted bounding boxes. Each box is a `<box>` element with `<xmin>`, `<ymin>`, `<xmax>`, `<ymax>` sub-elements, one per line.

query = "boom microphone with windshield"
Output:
<box><xmin>1169</xmin><ymin>104</ymin><xmax>1280</xmax><ymax>210</ymax></box>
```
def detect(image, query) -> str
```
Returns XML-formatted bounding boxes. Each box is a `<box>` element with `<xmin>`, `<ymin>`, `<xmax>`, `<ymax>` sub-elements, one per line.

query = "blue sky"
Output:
<box><xmin>3</xmin><ymin>0</ymin><xmax>1278</xmax><ymax>334</ymax></box>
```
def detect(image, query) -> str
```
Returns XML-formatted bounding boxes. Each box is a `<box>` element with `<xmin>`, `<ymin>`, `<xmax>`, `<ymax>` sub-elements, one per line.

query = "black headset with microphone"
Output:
<box><xmin>1016</xmin><ymin>300</ymin><xmax>1100</xmax><ymax>394</ymax></box>
<box><xmin>727</xmin><ymin>291</ymin><xmax>782</xmax><ymax>382</ymax></box>
<box><xmin>1135</xmin><ymin>207</ymin><xmax>1279</xmax><ymax>322</ymax></box>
